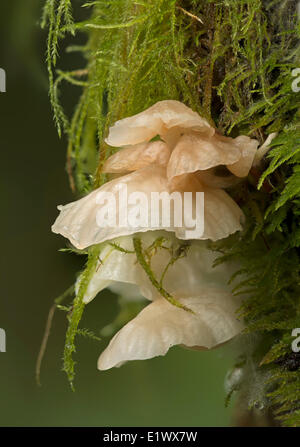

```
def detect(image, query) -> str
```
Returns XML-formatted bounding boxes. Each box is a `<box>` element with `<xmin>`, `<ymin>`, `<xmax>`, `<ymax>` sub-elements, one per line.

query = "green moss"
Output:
<box><xmin>133</xmin><ymin>236</ymin><xmax>193</xmax><ymax>313</ymax></box>
<box><xmin>63</xmin><ymin>245</ymin><xmax>101</xmax><ymax>389</ymax></box>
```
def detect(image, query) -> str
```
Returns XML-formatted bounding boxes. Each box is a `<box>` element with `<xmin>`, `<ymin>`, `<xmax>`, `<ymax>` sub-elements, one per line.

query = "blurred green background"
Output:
<box><xmin>0</xmin><ymin>0</ymin><xmax>235</xmax><ymax>426</ymax></box>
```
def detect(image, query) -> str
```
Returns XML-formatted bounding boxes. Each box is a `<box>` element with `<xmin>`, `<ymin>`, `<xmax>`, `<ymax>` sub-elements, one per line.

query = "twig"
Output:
<box><xmin>35</xmin><ymin>284</ymin><xmax>74</xmax><ymax>386</ymax></box>
<box><xmin>35</xmin><ymin>304</ymin><xmax>56</xmax><ymax>387</ymax></box>
<box><xmin>177</xmin><ymin>6</ymin><xmax>203</xmax><ymax>24</ymax></box>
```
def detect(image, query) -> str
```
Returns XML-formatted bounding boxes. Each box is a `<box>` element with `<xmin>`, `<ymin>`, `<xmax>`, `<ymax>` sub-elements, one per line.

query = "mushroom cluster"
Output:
<box><xmin>52</xmin><ymin>100</ymin><xmax>261</xmax><ymax>370</ymax></box>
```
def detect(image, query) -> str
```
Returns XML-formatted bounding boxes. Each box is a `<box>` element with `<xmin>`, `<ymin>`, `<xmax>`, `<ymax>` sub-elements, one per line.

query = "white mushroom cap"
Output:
<box><xmin>105</xmin><ymin>100</ymin><xmax>214</xmax><ymax>147</ymax></box>
<box><xmin>102</xmin><ymin>141</ymin><xmax>171</xmax><ymax>173</ymax></box>
<box><xmin>80</xmin><ymin>232</ymin><xmax>238</xmax><ymax>303</ymax></box>
<box><xmin>52</xmin><ymin>166</ymin><xmax>244</xmax><ymax>249</ymax></box>
<box><xmin>98</xmin><ymin>289</ymin><xmax>243</xmax><ymax>370</ymax></box>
